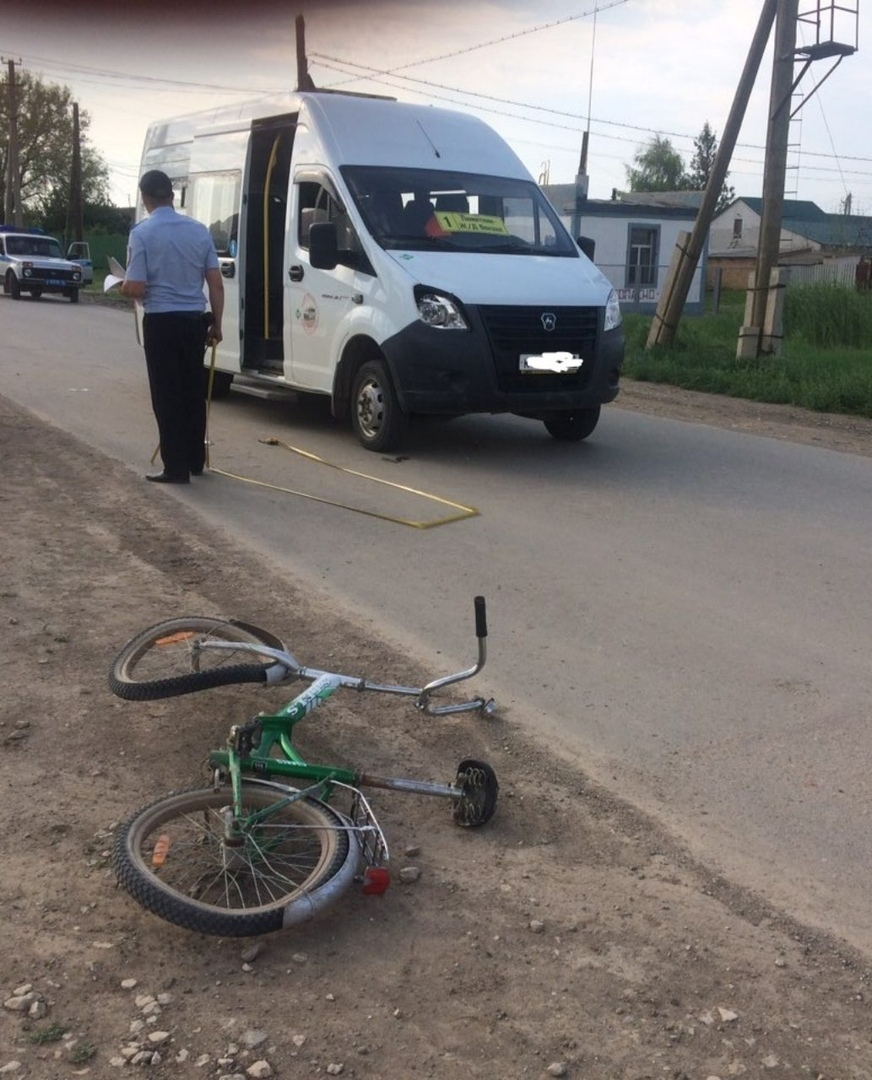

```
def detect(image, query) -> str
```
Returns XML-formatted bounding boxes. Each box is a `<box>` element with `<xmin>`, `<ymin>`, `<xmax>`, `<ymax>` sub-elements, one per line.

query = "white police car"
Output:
<box><xmin>0</xmin><ymin>226</ymin><xmax>84</xmax><ymax>302</ymax></box>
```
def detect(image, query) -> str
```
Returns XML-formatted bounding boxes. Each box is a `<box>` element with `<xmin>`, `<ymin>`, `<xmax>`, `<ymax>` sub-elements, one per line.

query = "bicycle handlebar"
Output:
<box><xmin>474</xmin><ymin>595</ymin><xmax>487</xmax><ymax>640</ymax></box>
<box><xmin>276</xmin><ymin>597</ymin><xmax>493</xmax><ymax>715</ymax></box>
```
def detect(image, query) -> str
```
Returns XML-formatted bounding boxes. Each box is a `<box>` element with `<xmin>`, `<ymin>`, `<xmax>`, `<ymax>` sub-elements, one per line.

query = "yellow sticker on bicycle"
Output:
<box><xmin>434</xmin><ymin>212</ymin><xmax>508</xmax><ymax>235</ymax></box>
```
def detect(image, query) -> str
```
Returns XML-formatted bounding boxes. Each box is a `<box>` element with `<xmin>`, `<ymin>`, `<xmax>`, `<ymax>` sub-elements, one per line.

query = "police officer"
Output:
<box><xmin>122</xmin><ymin>169</ymin><xmax>224</xmax><ymax>483</ymax></box>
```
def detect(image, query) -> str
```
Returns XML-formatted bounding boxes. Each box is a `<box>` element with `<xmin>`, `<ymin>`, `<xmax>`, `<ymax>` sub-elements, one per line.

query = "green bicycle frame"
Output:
<box><xmin>209</xmin><ymin>674</ymin><xmax>361</xmax><ymax>815</ymax></box>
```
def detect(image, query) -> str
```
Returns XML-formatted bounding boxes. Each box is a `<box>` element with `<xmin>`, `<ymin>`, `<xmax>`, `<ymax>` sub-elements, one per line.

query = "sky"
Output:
<box><xmin>2</xmin><ymin>0</ymin><xmax>868</xmax><ymax>215</ymax></box>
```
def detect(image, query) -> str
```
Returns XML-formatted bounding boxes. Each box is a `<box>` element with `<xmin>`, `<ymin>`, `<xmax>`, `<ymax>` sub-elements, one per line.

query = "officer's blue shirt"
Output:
<box><xmin>127</xmin><ymin>206</ymin><xmax>219</xmax><ymax>313</ymax></box>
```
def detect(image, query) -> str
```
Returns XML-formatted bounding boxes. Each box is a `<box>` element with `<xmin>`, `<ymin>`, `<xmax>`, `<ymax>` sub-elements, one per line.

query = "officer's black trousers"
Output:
<box><xmin>142</xmin><ymin>312</ymin><xmax>207</xmax><ymax>479</ymax></box>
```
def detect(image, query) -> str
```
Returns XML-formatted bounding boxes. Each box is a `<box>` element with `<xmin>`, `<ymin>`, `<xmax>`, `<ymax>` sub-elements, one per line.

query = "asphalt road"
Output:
<box><xmin>5</xmin><ymin>294</ymin><xmax>872</xmax><ymax>954</ymax></box>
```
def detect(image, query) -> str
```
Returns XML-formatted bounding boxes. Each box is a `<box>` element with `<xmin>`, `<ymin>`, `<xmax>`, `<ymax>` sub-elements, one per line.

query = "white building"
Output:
<box><xmin>542</xmin><ymin>186</ymin><xmax>706</xmax><ymax>314</ymax></box>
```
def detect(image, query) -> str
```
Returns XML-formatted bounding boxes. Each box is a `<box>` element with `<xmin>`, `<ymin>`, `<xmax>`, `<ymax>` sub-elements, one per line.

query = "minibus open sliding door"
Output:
<box><xmin>189</xmin><ymin>129</ymin><xmax>247</xmax><ymax>376</ymax></box>
<box><xmin>241</xmin><ymin>114</ymin><xmax>297</xmax><ymax>374</ymax></box>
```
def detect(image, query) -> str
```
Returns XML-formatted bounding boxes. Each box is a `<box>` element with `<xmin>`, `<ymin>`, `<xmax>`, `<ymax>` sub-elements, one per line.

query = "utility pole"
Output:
<box><xmin>3</xmin><ymin>57</ymin><xmax>23</xmax><ymax>226</ymax></box>
<box><xmin>646</xmin><ymin>0</ymin><xmax>777</xmax><ymax>349</ymax></box>
<box><xmin>295</xmin><ymin>15</ymin><xmax>317</xmax><ymax>91</ymax></box>
<box><xmin>571</xmin><ymin>2</ymin><xmax>598</xmax><ymax>242</ymax></box>
<box><xmin>748</xmin><ymin>0</ymin><xmax>799</xmax><ymax>339</ymax></box>
<box><xmin>66</xmin><ymin>102</ymin><xmax>84</xmax><ymax>245</ymax></box>
<box><xmin>646</xmin><ymin>0</ymin><xmax>854</xmax><ymax>356</ymax></box>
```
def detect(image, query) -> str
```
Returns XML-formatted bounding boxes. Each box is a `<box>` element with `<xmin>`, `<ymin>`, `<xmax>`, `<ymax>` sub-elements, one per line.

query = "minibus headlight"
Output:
<box><xmin>604</xmin><ymin>288</ymin><xmax>622</xmax><ymax>332</ymax></box>
<box><xmin>415</xmin><ymin>290</ymin><xmax>469</xmax><ymax>331</ymax></box>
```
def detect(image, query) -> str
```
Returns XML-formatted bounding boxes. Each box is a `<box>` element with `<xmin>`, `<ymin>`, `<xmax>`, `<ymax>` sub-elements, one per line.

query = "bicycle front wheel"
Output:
<box><xmin>114</xmin><ymin>783</ymin><xmax>354</xmax><ymax>937</ymax></box>
<box><xmin>109</xmin><ymin>616</ymin><xmax>287</xmax><ymax>700</ymax></box>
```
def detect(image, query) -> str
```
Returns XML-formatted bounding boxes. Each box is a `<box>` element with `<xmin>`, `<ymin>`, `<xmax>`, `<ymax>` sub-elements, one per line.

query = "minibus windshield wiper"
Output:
<box><xmin>384</xmin><ymin>236</ymin><xmax>457</xmax><ymax>251</ymax></box>
<box><xmin>473</xmin><ymin>241</ymin><xmax>536</xmax><ymax>254</ymax></box>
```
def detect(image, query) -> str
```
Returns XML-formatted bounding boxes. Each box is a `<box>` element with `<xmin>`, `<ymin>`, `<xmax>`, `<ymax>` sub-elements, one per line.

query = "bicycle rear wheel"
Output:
<box><xmin>109</xmin><ymin>616</ymin><xmax>287</xmax><ymax>700</ymax></box>
<box><xmin>114</xmin><ymin>782</ymin><xmax>354</xmax><ymax>937</ymax></box>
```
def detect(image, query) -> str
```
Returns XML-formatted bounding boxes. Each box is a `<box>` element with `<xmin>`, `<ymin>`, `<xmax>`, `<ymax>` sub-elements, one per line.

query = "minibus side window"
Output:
<box><xmin>298</xmin><ymin>181</ymin><xmax>365</xmax><ymax>272</ymax></box>
<box><xmin>192</xmin><ymin>172</ymin><xmax>241</xmax><ymax>256</ymax></box>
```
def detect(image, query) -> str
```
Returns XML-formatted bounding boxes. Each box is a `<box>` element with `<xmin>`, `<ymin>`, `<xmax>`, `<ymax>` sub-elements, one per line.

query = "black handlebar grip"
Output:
<box><xmin>474</xmin><ymin>595</ymin><xmax>487</xmax><ymax>639</ymax></box>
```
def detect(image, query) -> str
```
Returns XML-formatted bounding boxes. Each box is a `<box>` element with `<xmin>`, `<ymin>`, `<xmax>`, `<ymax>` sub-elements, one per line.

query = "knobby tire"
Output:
<box><xmin>113</xmin><ymin>783</ymin><xmax>352</xmax><ymax>937</ymax></box>
<box><xmin>108</xmin><ymin>616</ymin><xmax>285</xmax><ymax>700</ymax></box>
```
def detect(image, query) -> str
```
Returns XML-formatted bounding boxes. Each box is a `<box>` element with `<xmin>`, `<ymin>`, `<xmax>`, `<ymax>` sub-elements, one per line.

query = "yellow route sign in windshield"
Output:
<box><xmin>434</xmin><ymin>212</ymin><xmax>509</xmax><ymax>236</ymax></box>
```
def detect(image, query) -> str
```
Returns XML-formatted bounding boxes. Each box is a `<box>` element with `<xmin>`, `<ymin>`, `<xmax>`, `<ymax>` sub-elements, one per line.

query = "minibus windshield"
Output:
<box><xmin>342</xmin><ymin>166</ymin><xmax>578</xmax><ymax>257</ymax></box>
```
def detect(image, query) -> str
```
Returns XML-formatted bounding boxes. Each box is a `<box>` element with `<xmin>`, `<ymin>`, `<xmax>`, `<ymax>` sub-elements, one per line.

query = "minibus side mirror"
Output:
<box><xmin>309</xmin><ymin>222</ymin><xmax>339</xmax><ymax>270</ymax></box>
<box><xmin>577</xmin><ymin>236</ymin><xmax>596</xmax><ymax>261</ymax></box>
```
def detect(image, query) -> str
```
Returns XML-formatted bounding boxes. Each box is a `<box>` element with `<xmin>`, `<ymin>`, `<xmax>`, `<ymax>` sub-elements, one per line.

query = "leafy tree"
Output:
<box><xmin>686</xmin><ymin>121</ymin><xmax>735</xmax><ymax>211</ymax></box>
<box><xmin>0</xmin><ymin>69</ymin><xmax>111</xmax><ymax>226</ymax></box>
<box><xmin>625</xmin><ymin>135</ymin><xmax>688</xmax><ymax>192</ymax></box>
<box><xmin>41</xmin><ymin>190</ymin><xmax>131</xmax><ymax>239</ymax></box>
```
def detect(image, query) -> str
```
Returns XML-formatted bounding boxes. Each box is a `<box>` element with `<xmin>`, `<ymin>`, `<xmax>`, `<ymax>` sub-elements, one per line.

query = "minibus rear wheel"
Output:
<box><xmin>543</xmin><ymin>406</ymin><xmax>600</xmax><ymax>442</ymax></box>
<box><xmin>351</xmin><ymin>359</ymin><xmax>407</xmax><ymax>452</ymax></box>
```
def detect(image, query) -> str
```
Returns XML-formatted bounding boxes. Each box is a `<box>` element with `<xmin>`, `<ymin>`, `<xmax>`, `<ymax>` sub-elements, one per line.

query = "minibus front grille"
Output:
<box><xmin>477</xmin><ymin>305</ymin><xmax>599</xmax><ymax>393</ymax></box>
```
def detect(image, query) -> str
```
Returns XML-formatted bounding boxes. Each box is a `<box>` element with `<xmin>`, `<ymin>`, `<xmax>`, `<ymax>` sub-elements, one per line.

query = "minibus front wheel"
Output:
<box><xmin>351</xmin><ymin>359</ymin><xmax>407</xmax><ymax>452</ymax></box>
<box><xmin>543</xmin><ymin>406</ymin><xmax>600</xmax><ymax>442</ymax></box>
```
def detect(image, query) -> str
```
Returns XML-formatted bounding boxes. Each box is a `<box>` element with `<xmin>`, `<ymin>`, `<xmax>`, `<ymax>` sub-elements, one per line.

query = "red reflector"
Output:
<box><xmin>362</xmin><ymin>866</ymin><xmax>390</xmax><ymax>895</ymax></box>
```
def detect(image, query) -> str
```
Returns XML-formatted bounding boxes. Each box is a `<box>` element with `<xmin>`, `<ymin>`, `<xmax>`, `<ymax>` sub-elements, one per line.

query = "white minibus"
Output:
<box><xmin>136</xmin><ymin>91</ymin><xmax>624</xmax><ymax>450</ymax></box>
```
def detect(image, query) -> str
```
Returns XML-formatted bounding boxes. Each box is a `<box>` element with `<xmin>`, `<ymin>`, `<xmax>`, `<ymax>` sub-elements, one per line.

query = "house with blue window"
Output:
<box><xmin>541</xmin><ymin>186</ymin><xmax>706</xmax><ymax>314</ymax></box>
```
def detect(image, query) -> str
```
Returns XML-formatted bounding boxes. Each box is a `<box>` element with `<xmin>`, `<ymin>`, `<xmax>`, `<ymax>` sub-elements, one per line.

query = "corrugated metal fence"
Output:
<box><xmin>783</xmin><ymin>257</ymin><xmax>860</xmax><ymax>287</ymax></box>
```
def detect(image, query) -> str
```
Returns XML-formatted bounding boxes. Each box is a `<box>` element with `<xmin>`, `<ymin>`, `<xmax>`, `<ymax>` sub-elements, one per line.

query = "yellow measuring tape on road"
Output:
<box><xmin>200</xmin><ymin>345</ymin><xmax>479</xmax><ymax>529</ymax></box>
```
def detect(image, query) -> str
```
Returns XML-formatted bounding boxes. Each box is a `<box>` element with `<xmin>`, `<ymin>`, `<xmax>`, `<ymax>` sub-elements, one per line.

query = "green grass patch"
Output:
<box><xmin>623</xmin><ymin>286</ymin><xmax>872</xmax><ymax>418</ymax></box>
<box><xmin>68</xmin><ymin>1043</ymin><xmax>97</xmax><ymax>1065</ymax></box>
<box><xmin>784</xmin><ymin>282</ymin><xmax>872</xmax><ymax>348</ymax></box>
<box><xmin>30</xmin><ymin>1022</ymin><xmax>69</xmax><ymax>1045</ymax></box>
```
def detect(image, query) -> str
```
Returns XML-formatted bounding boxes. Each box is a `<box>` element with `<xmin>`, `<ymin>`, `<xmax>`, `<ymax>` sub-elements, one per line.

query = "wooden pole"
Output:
<box><xmin>295</xmin><ymin>15</ymin><xmax>316</xmax><ymax>92</ymax></box>
<box><xmin>749</xmin><ymin>0</ymin><xmax>799</xmax><ymax>341</ymax></box>
<box><xmin>645</xmin><ymin>0</ymin><xmax>777</xmax><ymax>349</ymax></box>
<box><xmin>4</xmin><ymin>58</ymin><xmax>23</xmax><ymax>226</ymax></box>
<box><xmin>66</xmin><ymin>102</ymin><xmax>84</xmax><ymax>245</ymax></box>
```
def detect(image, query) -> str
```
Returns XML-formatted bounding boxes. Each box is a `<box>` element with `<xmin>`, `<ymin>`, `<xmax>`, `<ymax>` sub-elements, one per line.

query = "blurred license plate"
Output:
<box><xmin>519</xmin><ymin>352</ymin><xmax>583</xmax><ymax>374</ymax></box>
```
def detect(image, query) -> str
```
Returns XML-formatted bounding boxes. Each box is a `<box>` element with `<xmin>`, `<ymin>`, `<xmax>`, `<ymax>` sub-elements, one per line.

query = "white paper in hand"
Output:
<box><xmin>104</xmin><ymin>255</ymin><xmax>127</xmax><ymax>292</ymax></box>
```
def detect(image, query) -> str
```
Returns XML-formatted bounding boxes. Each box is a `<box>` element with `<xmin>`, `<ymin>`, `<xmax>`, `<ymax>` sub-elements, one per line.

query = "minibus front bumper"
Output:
<box><xmin>381</xmin><ymin>307</ymin><xmax>624</xmax><ymax>416</ymax></box>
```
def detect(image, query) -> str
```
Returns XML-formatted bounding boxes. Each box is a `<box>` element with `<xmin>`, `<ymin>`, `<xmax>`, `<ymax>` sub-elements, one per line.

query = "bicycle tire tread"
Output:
<box><xmin>108</xmin><ymin>662</ymin><xmax>270</xmax><ymax>700</ymax></box>
<box><xmin>108</xmin><ymin>616</ymin><xmax>283</xmax><ymax>700</ymax></box>
<box><xmin>113</xmin><ymin>853</ymin><xmax>286</xmax><ymax>936</ymax></box>
<box><xmin>113</xmin><ymin>785</ymin><xmax>353</xmax><ymax>937</ymax></box>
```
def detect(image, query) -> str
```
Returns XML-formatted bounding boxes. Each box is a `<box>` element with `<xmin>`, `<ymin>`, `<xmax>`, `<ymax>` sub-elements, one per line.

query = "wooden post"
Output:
<box><xmin>749</xmin><ymin>0</ymin><xmax>798</xmax><ymax>334</ymax></box>
<box><xmin>712</xmin><ymin>266</ymin><xmax>723</xmax><ymax>314</ymax></box>
<box><xmin>736</xmin><ymin>272</ymin><xmax>761</xmax><ymax>358</ymax></box>
<box><xmin>66</xmin><ymin>102</ymin><xmax>84</xmax><ymax>246</ymax></box>
<box><xmin>4</xmin><ymin>58</ymin><xmax>23</xmax><ymax>226</ymax></box>
<box><xmin>645</xmin><ymin>0</ymin><xmax>777</xmax><ymax>348</ymax></box>
<box><xmin>645</xmin><ymin>231</ymin><xmax>690</xmax><ymax>348</ymax></box>
<box><xmin>760</xmin><ymin>267</ymin><xmax>788</xmax><ymax>354</ymax></box>
<box><xmin>295</xmin><ymin>15</ymin><xmax>316</xmax><ymax>91</ymax></box>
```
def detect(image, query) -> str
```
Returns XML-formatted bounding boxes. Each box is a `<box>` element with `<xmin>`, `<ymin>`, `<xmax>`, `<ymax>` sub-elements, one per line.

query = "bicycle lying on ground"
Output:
<box><xmin>107</xmin><ymin>597</ymin><xmax>498</xmax><ymax>937</ymax></box>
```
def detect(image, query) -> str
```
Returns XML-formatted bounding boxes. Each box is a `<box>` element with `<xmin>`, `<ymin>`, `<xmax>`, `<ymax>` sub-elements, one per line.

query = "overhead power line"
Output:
<box><xmin>11</xmin><ymin>39</ymin><xmax>871</xmax><ymax>173</ymax></box>
<box><xmin>319</xmin><ymin>0</ymin><xmax>630</xmax><ymax>83</ymax></box>
<box><xmin>9</xmin><ymin>19</ymin><xmax>872</xmax><ymax>198</ymax></box>
<box><xmin>312</xmin><ymin>55</ymin><xmax>872</xmax><ymax>172</ymax></box>
<box><xmin>12</xmin><ymin>51</ymin><xmax>257</xmax><ymax>94</ymax></box>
